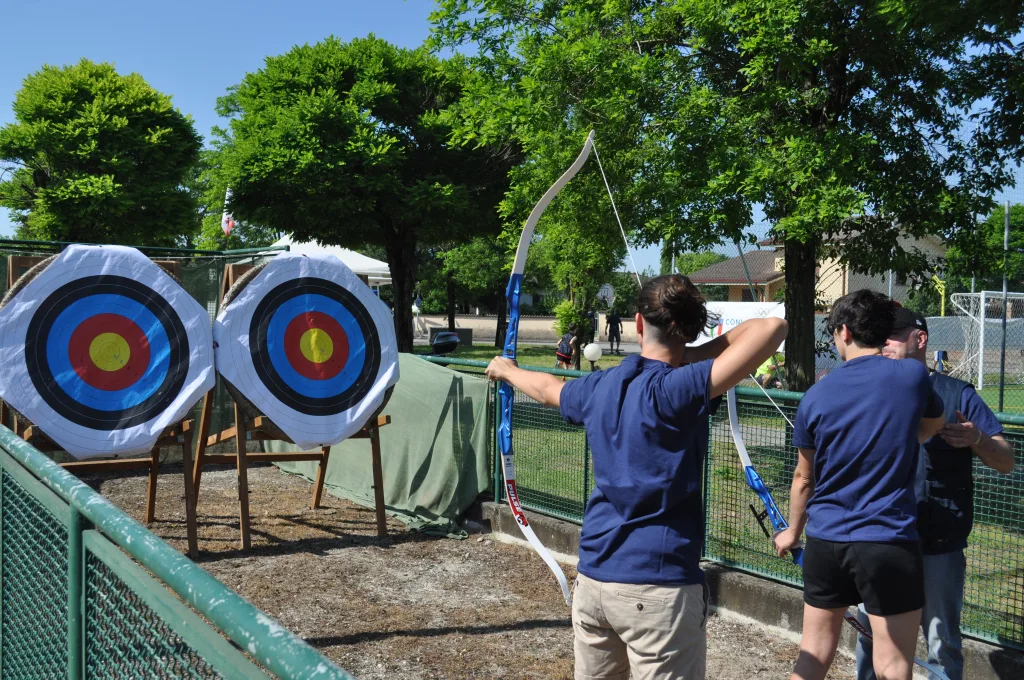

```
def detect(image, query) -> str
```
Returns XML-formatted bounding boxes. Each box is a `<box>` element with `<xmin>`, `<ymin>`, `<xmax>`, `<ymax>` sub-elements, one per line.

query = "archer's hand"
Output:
<box><xmin>939</xmin><ymin>411</ymin><xmax>982</xmax><ymax>449</ymax></box>
<box><xmin>485</xmin><ymin>357</ymin><xmax>518</xmax><ymax>383</ymax></box>
<box><xmin>773</xmin><ymin>527</ymin><xmax>801</xmax><ymax>558</ymax></box>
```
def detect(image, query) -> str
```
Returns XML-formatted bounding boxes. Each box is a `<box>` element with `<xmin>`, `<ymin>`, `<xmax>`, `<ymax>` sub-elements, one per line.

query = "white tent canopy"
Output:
<box><xmin>272</xmin><ymin>235</ymin><xmax>391</xmax><ymax>287</ymax></box>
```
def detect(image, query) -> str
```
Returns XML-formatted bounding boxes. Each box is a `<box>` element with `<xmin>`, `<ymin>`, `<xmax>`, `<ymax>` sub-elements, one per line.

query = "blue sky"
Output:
<box><xmin>0</xmin><ymin>0</ymin><xmax>668</xmax><ymax>270</ymax></box>
<box><xmin>1</xmin><ymin>1</ymin><xmax>1019</xmax><ymax>272</ymax></box>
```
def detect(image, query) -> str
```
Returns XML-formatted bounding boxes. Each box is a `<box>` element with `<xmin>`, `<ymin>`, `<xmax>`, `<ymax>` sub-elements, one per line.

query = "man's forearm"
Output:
<box><xmin>501</xmin><ymin>366</ymin><xmax>564</xmax><ymax>408</ymax></box>
<box><xmin>974</xmin><ymin>434</ymin><xmax>1015</xmax><ymax>474</ymax></box>
<box><xmin>786</xmin><ymin>474</ymin><xmax>813</xmax><ymax>536</ymax></box>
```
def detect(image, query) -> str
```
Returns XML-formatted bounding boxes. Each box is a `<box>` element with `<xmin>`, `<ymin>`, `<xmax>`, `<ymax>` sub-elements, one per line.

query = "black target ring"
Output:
<box><xmin>250</xmin><ymin>277</ymin><xmax>382</xmax><ymax>416</ymax></box>
<box><xmin>25</xmin><ymin>275</ymin><xmax>190</xmax><ymax>431</ymax></box>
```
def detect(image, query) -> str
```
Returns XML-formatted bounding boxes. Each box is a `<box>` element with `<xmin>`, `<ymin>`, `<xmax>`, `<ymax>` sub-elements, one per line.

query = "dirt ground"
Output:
<box><xmin>92</xmin><ymin>464</ymin><xmax>856</xmax><ymax>680</ymax></box>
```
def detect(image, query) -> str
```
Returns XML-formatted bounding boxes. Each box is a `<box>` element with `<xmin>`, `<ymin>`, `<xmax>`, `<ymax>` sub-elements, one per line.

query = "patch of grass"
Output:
<box><xmin>976</xmin><ymin>385</ymin><xmax>1024</xmax><ymax>415</ymax></box>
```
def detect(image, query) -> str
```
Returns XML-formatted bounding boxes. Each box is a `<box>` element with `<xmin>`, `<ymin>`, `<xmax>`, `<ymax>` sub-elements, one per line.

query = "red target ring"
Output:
<box><xmin>282</xmin><ymin>311</ymin><xmax>349</xmax><ymax>381</ymax></box>
<box><xmin>68</xmin><ymin>313</ymin><xmax>151</xmax><ymax>391</ymax></box>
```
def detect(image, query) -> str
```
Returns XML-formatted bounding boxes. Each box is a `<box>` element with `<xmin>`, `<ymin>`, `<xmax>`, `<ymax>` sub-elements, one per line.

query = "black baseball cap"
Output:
<box><xmin>892</xmin><ymin>307</ymin><xmax>928</xmax><ymax>333</ymax></box>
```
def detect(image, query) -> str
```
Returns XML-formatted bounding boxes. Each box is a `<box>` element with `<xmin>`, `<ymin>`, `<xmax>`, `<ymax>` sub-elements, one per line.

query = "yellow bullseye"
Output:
<box><xmin>299</xmin><ymin>328</ymin><xmax>334</xmax><ymax>364</ymax></box>
<box><xmin>89</xmin><ymin>333</ymin><xmax>131</xmax><ymax>372</ymax></box>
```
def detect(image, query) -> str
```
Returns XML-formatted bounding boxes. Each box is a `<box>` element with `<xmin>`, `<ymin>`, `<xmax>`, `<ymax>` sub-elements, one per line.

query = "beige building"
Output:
<box><xmin>688</xmin><ymin>235</ymin><xmax>947</xmax><ymax>306</ymax></box>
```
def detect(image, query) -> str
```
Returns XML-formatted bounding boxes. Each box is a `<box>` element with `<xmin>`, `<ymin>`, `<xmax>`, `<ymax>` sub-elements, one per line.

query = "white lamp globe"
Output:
<box><xmin>583</xmin><ymin>343</ymin><xmax>603</xmax><ymax>363</ymax></box>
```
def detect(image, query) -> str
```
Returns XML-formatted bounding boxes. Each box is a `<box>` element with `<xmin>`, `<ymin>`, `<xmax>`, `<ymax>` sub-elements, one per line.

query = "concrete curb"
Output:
<box><xmin>469</xmin><ymin>500</ymin><xmax>1024</xmax><ymax>680</ymax></box>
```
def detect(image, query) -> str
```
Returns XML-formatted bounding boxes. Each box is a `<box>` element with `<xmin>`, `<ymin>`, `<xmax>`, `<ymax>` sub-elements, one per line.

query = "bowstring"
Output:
<box><xmin>735</xmin><ymin>238</ymin><xmax>787</xmax><ymax>394</ymax></box>
<box><xmin>591</xmin><ymin>140</ymin><xmax>642</xmax><ymax>287</ymax></box>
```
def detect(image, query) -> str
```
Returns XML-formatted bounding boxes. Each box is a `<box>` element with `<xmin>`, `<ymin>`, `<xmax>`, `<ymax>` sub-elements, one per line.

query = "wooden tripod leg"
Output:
<box><xmin>145</xmin><ymin>446</ymin><xmax>160</xmax><ymax>525</ymax></box>
<box><xmin>193</xmin><ymin>391</ymin><xmax>214</xmax><ymax>503</ymax></box>
<box><xmin>369</xmin><ymin>424</ymin><xmax>386</xmax><ymax>538</ymax></box>
<box><xmin>311</xmin><ymin>446</ymin><xmax>331</xmax><ymax>509</ymax></box>
<box><xmin>234</xmin><ymin>403</ymin><xmax>252</xmax><ymax>550</ymax></box>
<box><xmin>180</xmin><ymin>426</ymin><xmax>199</xmax><ymax>561</ymax></box>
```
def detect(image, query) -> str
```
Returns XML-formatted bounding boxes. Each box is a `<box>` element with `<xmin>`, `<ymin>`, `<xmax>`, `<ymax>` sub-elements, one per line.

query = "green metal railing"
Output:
<box><xmin>419</xmin><ymin>355</ymin><xmax>1024</xmax><ymax>650</ymax></box>
<box><xmin>0</xmin><ymin>424</ymin><xmax>354</xmax><ymax>679</ymax></box>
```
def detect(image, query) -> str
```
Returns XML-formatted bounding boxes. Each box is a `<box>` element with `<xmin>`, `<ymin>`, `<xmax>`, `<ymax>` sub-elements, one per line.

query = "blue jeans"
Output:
<box><xmin>855</xmin><ymin>550</ymin><xmax>966</xmax><ymax>680</ymax></box>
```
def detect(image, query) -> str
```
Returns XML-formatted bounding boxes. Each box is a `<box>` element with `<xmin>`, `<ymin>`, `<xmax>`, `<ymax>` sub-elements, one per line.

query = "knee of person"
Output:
<box><xmin>872</xmin><ymin>654</ymin><xmax>912</xmax><ymax>680</ymax></box>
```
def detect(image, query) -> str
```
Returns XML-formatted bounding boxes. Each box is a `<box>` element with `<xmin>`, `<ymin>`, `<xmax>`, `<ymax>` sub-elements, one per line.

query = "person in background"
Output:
<box><xmin>587</xmin><ymin>309</ymin><xmax>597</xmax><ymax>344</ymax></box>
<box><xmin>755</xmin><ymin>351</ymin><xmax>785</xmax><ymax>389</ymax></box>
<box><xmin>854</xmin><ymin>308</ymin><xmax>1014</xmax><ymax>680</ymax></box>
<box><xmin>605</xmin><ymin>309</ymin><xmax>623</xmax><ymax>354</ymax></box>
<box><xmin>413</xmin><ymin>293</ymin><xmax>427</xmax><ymax>337</ymax></box>
<box><xmin>556</xmin><ymin>326</ymin><xmax>578</xmax><ymax>371</ymax></box>
<box><xmin>773</xmin><ymin>290</ymin><xmax>945</xmax><ymax>680</ymax></box>
<box><xmin>485</xmin><ymin>274</ymin><xmax>788</xmax><ymax>680</ymax></box>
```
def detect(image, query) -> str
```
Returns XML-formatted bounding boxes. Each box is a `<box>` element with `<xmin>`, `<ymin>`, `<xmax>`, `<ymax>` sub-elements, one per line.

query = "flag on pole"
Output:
<box><xmin>221</xmin><ymin>188</ymin><xmax>235</xmax><ymax>237</ymax></box>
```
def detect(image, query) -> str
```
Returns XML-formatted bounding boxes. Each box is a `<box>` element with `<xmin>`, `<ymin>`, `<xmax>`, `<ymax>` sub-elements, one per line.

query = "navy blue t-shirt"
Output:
<box><xmin>559</xmin><ymin>356</ymin><xmax>719</xmax><ymax>585</ymax></box>
<box><xmin>792</xmin><ymin>355</ymin><xmax>943</xmax><ymax>543</ymax></box>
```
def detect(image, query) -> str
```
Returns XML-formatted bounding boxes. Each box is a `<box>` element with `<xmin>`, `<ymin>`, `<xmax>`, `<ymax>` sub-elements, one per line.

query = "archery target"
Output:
<box><xmin>0</xmin><ymin>245</ymin><xmax>215</xmax><ymax>458</ymax></box>
<box><xmin>214</xmin><ymin>253</ymin><xmax>399</xmax><ymax>449</ymax></box>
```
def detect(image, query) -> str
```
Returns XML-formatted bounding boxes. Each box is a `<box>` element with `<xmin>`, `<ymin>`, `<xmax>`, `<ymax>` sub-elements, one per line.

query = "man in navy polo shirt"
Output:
<box><xmin>774</xmin><ymin>290</ymin><xmax>945</xmax><ymax>680</ymax></box>
<box><xmin>486</xmin><ymin>274</ymin><xmax>788</xmax><ymax>680</ymax></box>
<box><xmin>854</xmin><ymin>308</ymin><xmax>1014</xmax><ymax>680</ymax></box>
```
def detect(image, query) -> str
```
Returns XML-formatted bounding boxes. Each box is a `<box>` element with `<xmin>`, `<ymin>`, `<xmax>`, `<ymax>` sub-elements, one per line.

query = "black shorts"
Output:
<box><xmin>802</xmin><ymin>537</ymin><xmax>924</xmax><ymax>616</ymax></box>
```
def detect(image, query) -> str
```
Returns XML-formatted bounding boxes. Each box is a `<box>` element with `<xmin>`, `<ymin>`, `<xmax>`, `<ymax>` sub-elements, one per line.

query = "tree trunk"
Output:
<box><xmin>446</xmin><ymin>269</ymin><xmax>457</xmax><ymax>331</ymax></box>
<box><xmin>494</xmin><ymin>289</ymin><xmax>508</xmax><ymax>348</ymax></box>
<box><xmin>784</xmin><ymin>237</ymin><xmax>818</xmax><ymax>391</ymax></box>
<box><xmin>382</xmin><ymin>227</ymin><xmax>416</xmax><ymax>354</ymax></box>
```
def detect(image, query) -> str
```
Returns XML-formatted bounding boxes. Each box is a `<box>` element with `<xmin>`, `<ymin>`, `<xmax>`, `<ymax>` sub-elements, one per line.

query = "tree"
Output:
<box><xmin>444</xmin><ymin>236</ymin><xmax>508</xmax><ymax>345</ymax></box>
<box><xmin>432</xmin><ymin>1</ymin><xmax>1018</xmax><ymax>389</ymax></box>
<box><xmin>211</xmin><ymin>36</ymin><xmax>516</xmax><ymax>352</ymax></box>
<box><xmin>663</xmin><ymin>249</ymin><xmax>729</xmax><ymax>301</ymax></box>
<box><xmin>0</xmin><ymin>59</ymin><xmax>202</xmax><ymax>245</ymax></box>
<box><xmin>946</xmin><ymin>203</ymin><xmax>1024</xmax><ymax>293</ymax></box>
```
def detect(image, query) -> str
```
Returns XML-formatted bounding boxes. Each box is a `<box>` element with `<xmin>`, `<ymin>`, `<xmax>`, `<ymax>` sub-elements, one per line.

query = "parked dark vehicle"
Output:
<box><xmin>430</xmin><ymin>331</ymin><xmax>460</xmax><ymax>356</ymax></box>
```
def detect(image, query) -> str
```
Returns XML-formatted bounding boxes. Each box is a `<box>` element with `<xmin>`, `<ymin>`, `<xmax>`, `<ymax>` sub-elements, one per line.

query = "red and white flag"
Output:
<box><xmin>221</xmin><ymin>187</ymin><xmax>235</xmax><ymax>237</ymax></box>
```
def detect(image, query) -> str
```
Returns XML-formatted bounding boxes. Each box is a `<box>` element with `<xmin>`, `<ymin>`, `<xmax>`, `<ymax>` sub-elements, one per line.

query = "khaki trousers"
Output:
<box><xmin>572</xmin><ymin>573</ymin><xmax>708</xmax><ymax>680</ymax></box>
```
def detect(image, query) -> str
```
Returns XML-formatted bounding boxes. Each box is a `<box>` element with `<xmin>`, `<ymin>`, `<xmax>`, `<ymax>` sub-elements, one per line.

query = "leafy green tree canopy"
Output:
<box><xmin>0</xmin><ymin>58</ymin><xmax>202</xmax><ymax>245</ymax></box>
<box><xmin>211</xmin><ymin>35</ymin><xmax>516</xmax><ymax>351</ymax></box>
<box><xmin>432</xmin><ymin>1</ymin><xmax>1022</xmax><ymax>388</ymax></box>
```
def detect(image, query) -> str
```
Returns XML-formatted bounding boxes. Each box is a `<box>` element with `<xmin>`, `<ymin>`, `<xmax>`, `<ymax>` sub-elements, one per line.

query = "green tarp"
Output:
<box><xmin>270</xmin><ymin>354</ymin><xmax>492</xmax><ymax>537</ymax></box>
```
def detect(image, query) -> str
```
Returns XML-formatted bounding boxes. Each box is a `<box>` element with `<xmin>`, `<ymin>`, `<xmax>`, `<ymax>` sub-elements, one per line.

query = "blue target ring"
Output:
<box><xmin>25</xmin><ymin>276</ymin><xmax>189</xmax><ymax>430</ymax></box>
<box><xmin>264</xmin><ymin>294</ymin><xmax>366</xmax><ymax>398</ymax></box>
<box><xmin>45</xmin><ymin>295</ymin><xmax>170</xmax><ymax>410</ymax></box>
<box><xmin>249</xmin><ymin>277</ymin><xmax>381</xmax><ymax>416</ymax></box>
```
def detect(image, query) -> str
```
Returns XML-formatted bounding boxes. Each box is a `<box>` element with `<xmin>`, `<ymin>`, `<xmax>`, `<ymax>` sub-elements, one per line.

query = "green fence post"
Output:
<box><xmin>67</xmin><ymin>507</ymin><xmax>86</xmax><ymax>680</ymax></box>
<box><xmin>493</xmin><ymin>381</ymin><xmax>502</xmax><ymax>504</ymax></box>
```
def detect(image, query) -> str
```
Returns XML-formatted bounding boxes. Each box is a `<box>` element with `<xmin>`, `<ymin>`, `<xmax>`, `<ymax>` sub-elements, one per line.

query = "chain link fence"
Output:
<box><xmin>424</xmin><ymin>357</ymin><xmax>1024</xmax><ymax>651</ymax></box>
<box><xmin>0</xmin><ymin>423</ymin><xmax>353</xmax><ymax>679</ymax></box>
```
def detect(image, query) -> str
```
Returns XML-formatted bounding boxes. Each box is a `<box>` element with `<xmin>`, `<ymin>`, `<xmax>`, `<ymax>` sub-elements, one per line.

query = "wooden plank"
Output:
<box><xmin>199</xmin><ymin>452</ymin><xmax>327</xmax><ymax>465</ymax></box>
<box><xmin>233</xmin><ymin>403</ymin><xmax>251</xmax><ymax>550</ymax></box>
<box><xmin>369</xmin><ymin>422</ymin><xmax>387</xmax><ymax>538</ymax></box>
<box><xmin>151</xmin><ymin>259</ymin><xmax>182</xmax><ymax>281</ymax></box>
<box><xmin>61</xmin><ymin>458</ymin><xmax>153</xmax><ymax>473</ymax></box>
<box><xmin>7</xmin><ymin>255</ymin><xmax>47</xmax><ymax>288</ymax></box>
<box><xmin>193</xmin><ymin>390</ymin><xmax>214</xmax><ymax>503</ymax></box>
<box><xmin>311</xmin><ymin>447</ymin><xmax>330</xmax><ymax>509</ymax></box>
<box><xmin>144</xmin><ymin>447</ymin><xmax>160</xmax><ymax>524</ymax></box>
<box><xmin>179</xmin><ymin>425</ymin><xmax>199</xmax><ymax>560</ymax></box>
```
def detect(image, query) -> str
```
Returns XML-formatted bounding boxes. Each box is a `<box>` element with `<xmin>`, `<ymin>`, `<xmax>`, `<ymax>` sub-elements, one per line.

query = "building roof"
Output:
<box><xmin>687</xmin><ymin>250</ymin><xmax>784</xmax><ymax>285</ymax></box>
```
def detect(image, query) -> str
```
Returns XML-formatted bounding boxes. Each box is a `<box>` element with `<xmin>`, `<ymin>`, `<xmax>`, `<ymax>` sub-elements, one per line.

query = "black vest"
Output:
<box><xmin>917</xmin><ymin>372</ymin><xmax>974</xmax><ymax>554</ymax></box>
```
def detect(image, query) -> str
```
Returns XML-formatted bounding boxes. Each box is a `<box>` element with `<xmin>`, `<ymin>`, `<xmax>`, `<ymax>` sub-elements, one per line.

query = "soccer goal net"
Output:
<box><xmin>949</xmin><ymin>291</ymin><xmax>1024</xmax><ymax>390</ymax></box>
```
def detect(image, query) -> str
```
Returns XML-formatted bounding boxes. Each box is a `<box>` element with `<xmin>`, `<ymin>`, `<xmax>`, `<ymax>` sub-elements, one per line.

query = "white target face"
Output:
<box><xmin>0</xmin><ymin>245</ymin><xmax>216</xmax><ymax>458</ymax></box>
<box><xmin>214</xmin><ymin>253</ymin><xmax>399</xmax><ymax>449</ymax></box>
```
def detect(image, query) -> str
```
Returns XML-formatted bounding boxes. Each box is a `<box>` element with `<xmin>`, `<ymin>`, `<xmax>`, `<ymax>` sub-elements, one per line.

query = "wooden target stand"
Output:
<box><xmin>191</xmin><ymin>263</ymin><xmax>391</xmax><ymax>551</ymax></box>
<box><xmin>1</xmin><ymin>255</ymin><xmax>200</xmax><ymax>559</ymax></box>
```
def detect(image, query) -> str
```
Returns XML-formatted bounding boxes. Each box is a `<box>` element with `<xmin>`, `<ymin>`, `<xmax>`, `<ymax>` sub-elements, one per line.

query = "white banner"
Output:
<box><xmin>692</xmin><ymin>301</ymin><xmax>786</xmax><ymax>347</ymax></box>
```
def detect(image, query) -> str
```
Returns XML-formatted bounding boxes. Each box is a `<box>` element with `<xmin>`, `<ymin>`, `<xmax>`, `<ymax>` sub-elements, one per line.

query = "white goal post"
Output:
<box><xmin>949</xmin><ymin>291</ymin><xmax>1024</xmax><ymax>389</ymax></box>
